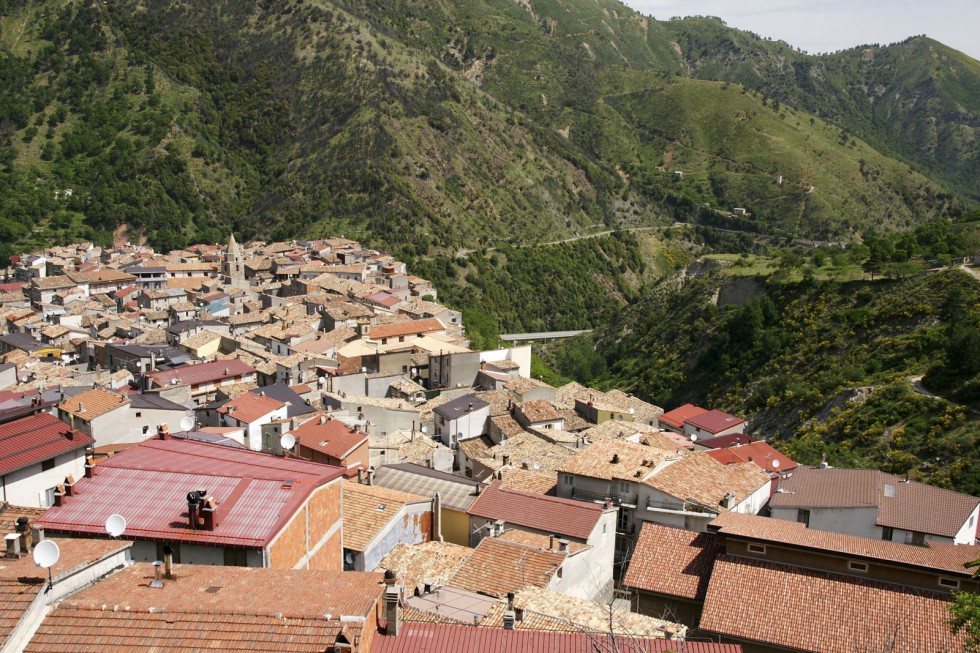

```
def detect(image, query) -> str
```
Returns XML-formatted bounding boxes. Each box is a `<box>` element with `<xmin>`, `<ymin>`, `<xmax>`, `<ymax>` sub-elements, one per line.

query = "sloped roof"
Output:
<box><xmin>449</xmin><ymin>537</ymin><xmax>565</xmax><ymax>598</ymax></box>
<box><xmin>769</xmin><ymin>467</ymin><xmax>980</xmax><ymax>538</ymax></box>
<box><xmin>700</xmin><ymin>555</ymin><xmax>965</xmax><ymax>653</ymax></box>
<box><xmin>372</xmin><ymin>463</ymin><xmax>483</xmax><ymax>512</ymax></box>
<box><xmin>658</xmin><ymin>403</ymin><xmax>708</xmax><ymax>429</ymax></box>
<box><xmin>623</xmin><ymin>523</ymin><xmax>719</xmax><ymax>600</ymax></box>
<box><xmin>644</xmin><ymin>453</ymin><xmax>770</xmax><ymax>510</ymax></box>
<box><xmin>704</xmin><ymin>441</ymin><xmax>797</xmax><ymax>472</ymax></box>
<box><xmin>0</xmin><ymin>412</ymin><xmax>94</xmax><ymax>476</ymax></box>
<box><xmin>145</xmin><ymin>359</ymin><xmax>255</xmax><ymax>387</ymax></box>
<box><xmin>291</xmin><ymin>415</ymin><xmax>367</xmax><ymax>460</ymax></box>
<box><xmin>37</xmin><ymin>437</ymin><xmax>343</xmax><ymax>548</ymax></box>
<box><xmin>342</xmin><ymin>481</ymin><xmax>430</xmax><ymax>553</ymax></box>
<box><xmin>217</xmin><ymin>393</ymin><xmax>285</xmax><ymax>423</ymax></box>
<box><xmin>468</xmin><ymin>482</ymin><xmax>603</xmax><ymax>541</ymax></box>
<box><xmin>377</xmin><ymin>541</ymin><xmax>473</xmax><ymax>591</ymax></box>
<box><xmin>58</xmin><ymin>388</ymin><xmax>129</xmax><ymax>419</ymax></box>
<box><xmin>369</xmin><ymin>318</ymin><xmax>444</xmax><ymax>340</ymax></box>
<box><xmin>560</xmin><ymin>439</ymin><xmax>678</xmax><ymax>483</ymax></box>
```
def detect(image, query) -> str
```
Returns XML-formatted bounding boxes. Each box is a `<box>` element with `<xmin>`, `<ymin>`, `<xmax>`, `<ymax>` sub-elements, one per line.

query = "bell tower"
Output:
<box><xmin>223</xmin><ymin>232</ymin><xmax>246</xmax><ymax>288</ymax></box>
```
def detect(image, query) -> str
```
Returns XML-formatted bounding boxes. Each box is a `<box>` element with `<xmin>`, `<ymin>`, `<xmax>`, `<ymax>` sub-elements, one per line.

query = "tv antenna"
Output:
<box><xmin>105</xmin><ymin>513</ymin><xmax>127</xmax><ymax>538</ymax></box>
<box><xmin>33</xmin><ymin>540</ymin><xmax>60</xmax><ymax>593</ymax></box>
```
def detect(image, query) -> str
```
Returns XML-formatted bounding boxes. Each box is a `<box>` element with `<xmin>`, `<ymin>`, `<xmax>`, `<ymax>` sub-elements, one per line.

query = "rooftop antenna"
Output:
<box><xmin>179</xmin><ymin>416</ymin><xmax>195</xmax><ymax>432</ymax></box>
<box><xmin>33</xmin><ymin>539</ymin><xmax>60</xmax><ymax>593</ymax></box>
<box><xmin>105</xmin><ymin>513</ymin><xmax>127</xmax><ymax>538</ymax></box>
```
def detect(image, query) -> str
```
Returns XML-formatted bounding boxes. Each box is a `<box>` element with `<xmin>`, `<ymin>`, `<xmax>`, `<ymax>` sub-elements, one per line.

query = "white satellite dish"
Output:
<box><xmin>33</xmin><ymin>540</ymin><xmax>60</xmax><ymax>568</ymax></box>
<box><xmin>629</xmin><ymin>407</ymin><xmax>635</xmax><ymax>415</ymax></box>
<box><xmin>420</xmin><ymin>425</ymin><xmax>428</xmax><ymax>434</ymax></box>
<box><xmin>105</xmin><ymin>513</ymin><xmax>127</xmax><ymax>538</ymax></box>
<box><xmin>690</xmin><ymin>434</ymin><xmax>698</xmax><ymax>442</ymax></box>
<box><xmin>179</xmin><ymin>416</ymin><xmax>195</xmax><ymax>432</ymax></box>
<box><xmin>772</xmin><ymin>459</ymin><xmax>781</xmax><ymax>469</ymax></box>
<box><xmin>281</xmin><ymin>433</ymin><xmax>296</xmax><ymax>450</ymax></box>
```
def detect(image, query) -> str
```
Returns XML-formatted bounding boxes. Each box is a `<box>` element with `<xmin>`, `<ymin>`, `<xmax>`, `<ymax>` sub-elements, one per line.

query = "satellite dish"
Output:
<box><xmin>690</xmin><ymin>434</ymin><xmax>698</xmax><ymax>442</ymax></box>
<box><xmin>33</xmin><ymin>540</ymin><xmax>60</xmax><ymax>569</ymax></box>
<box><xmin>772</xmin><ymin>459</ymin><xmax>781</xmax><ymax>469</ymax></box>
<box><xmin>281</xmin><ymin>433</ymin><xmax>296</xmax><ymax>450</ymax></box>
<box><xmin>628</xmin><ymin>407</ymin><xmax>635</xmax><ymax>415</ymax></box>
<box><xmin>179</xmin><ymin>416</ymin><xmax>195</xmax><ymax>432</ymax></box>
<box><xmin>420</xmin><ymin>425</ymin><xmax>428</xmax><ymax>434</ymax></box>
<box><xmin>105</xmin><ymin>513</ymin><xmax>127</xmax><ymax>538</ymax></box>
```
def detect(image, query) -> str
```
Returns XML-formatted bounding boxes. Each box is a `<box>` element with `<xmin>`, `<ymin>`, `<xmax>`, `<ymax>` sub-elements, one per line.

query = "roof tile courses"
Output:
<box><xmin>342</xmin><ymin>481</ymin><xmax>431</xmax><ymax>553</ymax></box>
<box><xmin>291</xmin><ymin>416</ymin><xmax>366</xmax><ymax>460</ymax></box>
<box><xmin>145</xmin><ymin>359</ymin><xmax>255</xmax><ymax>387</ymax></box>
<box><xmin>377</xmin><ymin>541</ymin><xmax>473</xmax><ymax>590</ymax></box>
<box><xmin>0</xmin><ymin>579</ymin><xmax>41</xmax><ymax>643</ymax></box>
<box><xmin>623</xmin><ymin>523</ymin><xmax>719</xmax><ymax>600</ymax></box>
<box><xmin>769</xmin><ymin>467</ymin><xmax>980</xmax><ymax>538</ymax></box>
<box><xmin>57</xmin><ymin>387</ymin><xmax>128</xmax><ymax>419</ymax></box>
<box><xmin>0</xmin><ymin>412</ymin><xmax>95</xmax><ymax>476</ymax></box>
<box><xmin>644</xmin><ymin>453</ymin><xmax>769</xmax><ymax>510</ymax></box>
<box><xmin>37</xmin><ymin>438</ymin><xmax>343</xmax><ymax>547</ymax></box>
<box><xmin>709</xmin><ymin>511</ymin><xmax>980</xmax><ymax>576</ymax></box>
<box><xmin>217</xmin><ymin>392</ymin><xmax>285</xmax><ymax>423</ymax></box>
<box><xmin>704</xmin><ymin>441</ymin><xmax>797</xmax><ymax>472</ymax></box>
<box><xmin>683</xmin><ymin>409</ymin><xmax>744</xmax><ymax>434</ymax></box>
<box><xmin>371</xmin><ymin>463</ymin><xmax>482</xmax><ymax>512</ymax></box>
<box><xmin>658</xmin><ymin>403</ymin><xmax>708</xmax><ymax>429</ymax></box>
<box><xmin>449</xmin><ymin>537</ymin><xmax>565</xmax><ymax>597</ymax></box>
<box><xmin>560</xmin><ymin>439</ymin><xmax>679</xmax><ymax>483</ymax></box>
<box><xmin>368</xmin><ymin>318</ymin><xmax>444</xmax><ymax>340</ymax></box>
<box><xmin>370</xmin><ymin>623</ymin><xmax>741</xmax><ymax>653</ymax></box>
<box><xmin>468</xmin><ymin>481</ymin><xmax>604</xmax><ymax>541</ymax></box>
<box><xmin>518</xmin><ymin>400</ymin><xmax>561</xmax><ymax>423</ymax></box>
<box><xmin>700</xmin><ymin>554</ymin><xmax>965</xmax><ymax>653</ymax></box>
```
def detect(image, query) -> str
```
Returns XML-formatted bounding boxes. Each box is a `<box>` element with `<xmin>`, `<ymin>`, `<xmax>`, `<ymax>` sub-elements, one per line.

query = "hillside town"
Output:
<box><xmin>0</xmin><ymin>235</ymin><xmax>975</xmax><ymax>652</ymax></box>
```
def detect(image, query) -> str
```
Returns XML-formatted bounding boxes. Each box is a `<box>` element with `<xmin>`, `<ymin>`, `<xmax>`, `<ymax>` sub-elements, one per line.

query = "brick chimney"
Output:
<box><xmin>84</xmin><ymin>455</ymin><xmax>95</xmax><ymax>478</ymax></box>
<box><xmin>200</xmin><ymin>496</ymin><xmax>218</xmax><ymax>531</ymax></box>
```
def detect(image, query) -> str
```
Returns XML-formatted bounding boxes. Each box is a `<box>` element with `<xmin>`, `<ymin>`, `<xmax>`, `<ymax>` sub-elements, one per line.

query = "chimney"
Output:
<box><xmin>163</xmin><ymin>544</ymin><xmax>175</xmax><ymax>579</ymax></box>
<box><xmin>63</xmin><ymin>475</ymin><xmax>75</xmax><ymax>496</ymax></box>
<box><xmin>158</xmin><ymin>424</ymin><xmax>170</xmax><ymax>440</ymax></box>
<box><xmin>494</xmin><ymin>519</ymin><xmax>505</xmax><ymax>537</ymax></box>
<box><xmin>77</xmin><ymin>401</ymin><xmax>84</xmax><ymax>413</ymax></box>
<box><xmin>84</xmin><ymin>455</ymin><xmax>95</xmax><ymax>478</ymax></box>
<box><xmin>357</xmin><ymin>467</ymin><xmax>365</xmax><ymax>485</ymax></box>
<box><xmin>186</xmin><ymin>490</ymin><xmax>204</xmax><ymax>529</ymax></box>
<box><xmin>64</xmin><ymin>428</ymin><xmax>74</xmax><ymax>441</ymax></box>
<box><xmin>503</xmin><ymin>610</ymin><xmax>516</xmax><ymax>630</ymax></box>
<box><xmin>549</xmin><ymin>534</ymin><xmax>556</xmax><ymax>551</ymax></box>
<box><xmin>433</xmin><ymin>492</ymin><xmax>443</xmax><ymax>543</ymax></box>
<box><xmin>5</xmin><ymin>533</ymin><xmax>21</xmax><ymax>558</ymax></box>
<box><xmin>53</xmin><ymin>484</ymin><xmax>68</xmax><ymax>507</ymax></box>
<box><xmin>16</xmin><ymin>517</ymin><xmax>32</xmax><ymax>553</ymax></box>
<box><xmin>383</xmin><ymin>570</ymin><xmax>401</xmax><ymax>637</ymax></box>
<box><xmin>611</xmin><ymin>453</ymin><xmax>620</xmax><ymax>464</ymax></box>
<box><xmin>200</xmin><ymin>496</ymin><xmax>218</xmax><ymax>531</ymax></box>
<box><xmin>502</xmin><ymin>454</ymin><xmax>510</xmax><ymax>467</ymax></box>
<box><xmin>367</xmin><ymin>468</ymin><xmax>375</xmax><ymax>486</ymax></box>
<box><xmin>722</xmin><ymin>491</ymin><xmax>736</xmax><ymax>510</ymax></box>
<box><xmin>558</xmin><ymin>539</ymin><xmax>569</xmax><ymax>552</ymax></box>
<box><xmin>507</xmin><ymin>591</ymin><xmax>515</xmax><ymax>611</ymax></box>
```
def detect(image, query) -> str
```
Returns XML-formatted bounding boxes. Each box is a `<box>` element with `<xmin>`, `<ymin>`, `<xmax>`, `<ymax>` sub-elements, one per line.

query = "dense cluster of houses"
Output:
<box><xmin>0</xmin><ymin>236</ymin><xmax>976</xmax><ymax>652</ymax></box>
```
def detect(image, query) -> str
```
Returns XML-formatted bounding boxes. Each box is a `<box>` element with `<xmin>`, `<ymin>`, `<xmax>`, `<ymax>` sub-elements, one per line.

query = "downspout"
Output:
<box><xmin>433</xmin><ymin>492</ymin><xmax>443</xmax><ymax>542</ymax></box>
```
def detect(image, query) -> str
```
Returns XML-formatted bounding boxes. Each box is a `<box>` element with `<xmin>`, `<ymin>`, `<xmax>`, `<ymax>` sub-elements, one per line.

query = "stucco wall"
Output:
<box><xmin>1</xmin><ymin>450</ymin><xmax>86</xmax><ymax>508</ymax></box>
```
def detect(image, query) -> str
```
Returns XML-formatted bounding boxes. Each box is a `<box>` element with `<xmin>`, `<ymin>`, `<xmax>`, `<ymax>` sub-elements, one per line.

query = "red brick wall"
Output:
<box><xmin>309</xmin><ymin>529</ymin><xmax>342</xmax><ymax>572</ymax></box>
<box><xmin>267</xmin><ymin>478</ymin><xmax>342</xmax><ymax>569</ymax></box>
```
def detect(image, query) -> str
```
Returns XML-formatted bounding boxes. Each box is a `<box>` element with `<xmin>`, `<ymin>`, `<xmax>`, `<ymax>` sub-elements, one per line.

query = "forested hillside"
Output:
<box><xmin>0</xmin><ymin>0</ymin><xmax>976</xmax><ymax>257</ymax></box>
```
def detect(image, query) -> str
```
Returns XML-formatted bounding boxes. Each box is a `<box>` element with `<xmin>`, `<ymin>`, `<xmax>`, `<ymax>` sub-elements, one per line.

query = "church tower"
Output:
<box><xmin>223</xmin><ymin>232</ymin><xmax>246</xmax><ymax>289</ymax></box>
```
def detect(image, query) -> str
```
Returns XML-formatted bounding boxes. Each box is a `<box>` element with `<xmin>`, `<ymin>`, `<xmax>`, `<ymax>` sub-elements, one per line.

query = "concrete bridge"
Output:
<box><xmin>499</xmin><ymin>329</ymin><xmax>592</xmax><ymax>343</ymax></box>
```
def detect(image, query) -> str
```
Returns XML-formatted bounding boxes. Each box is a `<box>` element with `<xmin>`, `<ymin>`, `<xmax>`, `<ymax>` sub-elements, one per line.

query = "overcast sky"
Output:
<box><xmin>621</xmin><ymin>0</ymin><xmax>980</xmax><ymax>61</ymax></box>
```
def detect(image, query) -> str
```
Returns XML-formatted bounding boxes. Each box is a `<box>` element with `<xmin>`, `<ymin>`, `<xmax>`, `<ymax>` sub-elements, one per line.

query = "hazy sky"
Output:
<box><xmin>621</xmin><ymin>0</ymin><xmax>980</xmax><ymax>61</ymax></box>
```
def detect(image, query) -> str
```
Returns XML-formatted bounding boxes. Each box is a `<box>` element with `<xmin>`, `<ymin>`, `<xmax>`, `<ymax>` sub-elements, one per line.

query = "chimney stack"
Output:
<box><xmin>5</xmin><ymin>534</ymin><xmax>22</xmax><ymax>559</ymax></box>
<box><xmin>558</xmin><ymin>539</ymin><xmax>569</xmax><ymax>552</ymax></box>
<box><xmin>53</xmin><ymin>484</ymin><xmax>68</xmax><ymax>507</ymax></box>
<box><xmin>84</xmin><ymin>455</ymin><xmax>95</xmax><ymax>478</ymax></box>
<box><xmin>503</xmin><ymin>610</ymin><xmax>516</xmax><ymax>630</ymax></box>
<box><xmin>200</xmin><ymin>496</ymin><xmax>218</xmax><ymax>531</ymax></box>
<box><xmin>15</xmin><ymin>517</ymin><xmax>32</xmax><ymax>553</ymax></box>
<box><xmin>382</xmin><ymin>570</ymin><xmax>401</xmax><ymax>637</ymax></box>
<box><xmin>549</xmin><ymin>534</ymin><xmax>556</xmax><ymax>551</ymax></box>
<box><xmin>63</xmin><ymin>475</ymin><xmax>75</xmax><ymax>496</ymax></box>
<box><xmin>186</xmin><ymin>489</ymin><xmax>206</xmax><ymax>529</ymax></box>
<box><xmin>163</xmin><ymin>544</ymin><xmax>174</xmax><ymax>579</ymax></box>
<box><xmin>158</xmin><ymin>424</ymin><xmax>170</xmax><ymax>440</ymax></box>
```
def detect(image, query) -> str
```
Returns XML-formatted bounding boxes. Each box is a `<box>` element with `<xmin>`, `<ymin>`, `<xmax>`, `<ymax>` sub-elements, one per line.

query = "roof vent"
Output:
<box><xmin>611</xmin><ymin>454</ymin><xmax>620</xmax><ymax>464</ymax></box>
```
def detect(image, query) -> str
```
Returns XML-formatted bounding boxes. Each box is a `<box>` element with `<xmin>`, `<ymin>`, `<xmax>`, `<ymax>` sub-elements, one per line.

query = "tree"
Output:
<box><xmin>951</xmin><ymin>560</ymin><xmax>980</xmax><ymax>651</ymax></box>
<box><xmin>862</xmin><ymin>249</ymin><xmax>884</xmax><ymax>280</ymax></box>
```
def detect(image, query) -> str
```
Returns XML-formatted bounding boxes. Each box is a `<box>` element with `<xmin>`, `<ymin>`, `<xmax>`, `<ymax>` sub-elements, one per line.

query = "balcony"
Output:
<box><xmin>571</xmin><ymin>487</ymin><xmax>638</xmax><ymax>507</ymax></box>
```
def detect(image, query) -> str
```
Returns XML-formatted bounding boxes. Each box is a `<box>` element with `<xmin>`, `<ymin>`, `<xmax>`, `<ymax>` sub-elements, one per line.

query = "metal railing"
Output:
<box><xmin>572</xmin><ymin>486</ymin><xmax>638</xmax><ymax>506</ymax></box>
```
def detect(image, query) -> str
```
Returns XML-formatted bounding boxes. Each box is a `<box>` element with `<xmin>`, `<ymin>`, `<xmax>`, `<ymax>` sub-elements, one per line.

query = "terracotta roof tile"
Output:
<box><xmin>709</xmin><ymin>511</ymin><xmax>980</xmax><ymax>576</ymax></box>
<box><xmin>291</xmin><ymin>415</ymin><xmax>367</xmax><ymax>460</ymax></box>
<box><xmin>658</xmin><ymin>403</ymin><xmax>708</xmax><ymax>429</ymax></box>
<box><xmin>468</xmin><ymin>482</ymin><xmax>603</xmax><ymax>541</ymax></box>
<box><xmin>623</xmin><ymin>523</ymin><xmax>719</xmax><ymax>600</ymax></box>
<box><xmin>644</xmin><ymin>453</ymin><xmax>770</xmax><ymax>511</ymax></box>
<box><xmin>377</xmin><ymin>541</ymin><xmax>472</xmax><ymax>591</ymax></box>
<box><xmin>145</xmin><ymin>359</ymin><xmax>255</xmax><ymax>387</ymax></box>
<box><xmin>769</xmin><ymin>467</ymin><xmax>980</xmax><ymax>538</ymax></box>
<box><xmin>499</xmin><ymin>468</ymin><xmax>558</xmax><ymax>495</ymax></box>
<box><xmin>0</xmin><ymin>578</ymin><xmax>41</xmax><ymax>643</ymax></box>
<box><xmin>700</xmin><ymin>554</ymin><xmax>965</xmax><ymax>653</ymax></box>
<box><xmin>58</xmin><ymin>388</ymin><xmax>128</xmax><ymax>419</ymax></box>
<box><xmin>704</xmin><ymin>441</ymin><xmax>797</xmax><ymax>473</ymax></box>
<box><xmin>369</xmin><ymin>318</ymin><xmax>444</xmax><ymax>340</ymax></box>
<box><xmin>342</xmin><ymin>481</ymin><xmax>431</xmax><ymax>553</ymax></box>
<box><xmin>449</xmin><ymin>537</ymin><xmax>565</xmax><ymax>598</ymax></box>
<box><xmin>559</xmin><ymin>439</ymin><xmax>678</xmax><ymax>483</ymax></box>
<box><xmin>217</xmin><ymin>393</ymin><xmax>285</xmax><ymax>423</ymax></box>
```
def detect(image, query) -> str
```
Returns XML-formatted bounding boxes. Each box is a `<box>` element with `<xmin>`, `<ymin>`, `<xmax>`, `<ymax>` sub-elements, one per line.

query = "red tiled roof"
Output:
<box><xmin>704</xmin><ymin>441</ymin><xmax>797</xmax><ymax>473</ymax></box>
<box><xmin>0</xmin><ymin>579</ymin><xmax>41</xmax><ymax>643</ymax></box>
<box><xmin>0</xmin><ymin>412</ymin><xmax>94</xmax><ymax>476</ymax></box>
<box><xmin>701</xmin><ymin>554</ymin><xmax>965</xmax><ymax>653</ymax></box>
<box><xmin>684</xmin><ymin>409</ymin><xmax>744</xmax><ymax>434</ymax></box>
<box><xmin>37</xmin><ymin>438</ymin><xmax>344</xmax><ymax>548</ymax></box>
<box><xmin>217</xmin><ymin>393</ymin><xmax>285</xmax><ymax>423</ymax></box>
<box><xmin>145</xmin><ymin>359</ymin><xmax>255</xmax><ymax>388</ymax></box>
<box><xmin>291</xmin><ymin>415</ymin><xmax>367</xmax><ymax>460</ymax></box>
<box><xmin>695</xmin><ymin>433</ymin><xmax>758</xmax><ymax>449</ymax></box>
<box><xmin>769</xmin><ymin>467</ymin><xmax>980</xmax><ymax>538</ymax></box>
<box><xmin>449</xmin><ymin>537</ymin><xmax>565</xmax><ymax>598</ymax></box>
<box><xmin>658</xmin><ymin>403</ymin><xmax>708</xmax><ymax>429</ymax></box>
<box><xmin>371</xmin><ymin>623</ymin><xmax>742</xmax><ymax>653</ymax></box>
<box><xmin>468</xmin><ymin>481</ymin><xmax>604</xmax><ymax>541</ymax></box>
<box><xmin>369</xmin><ymin>318</ymin><xmax>444</xmax><ymax>340</ymax></box>
<box><xmin>710</xmin><ymin>511</ymin><xmax>980</xmax><ymax>576</ymax></box>
<box><xmin>623</xmin><ymin>523</ymin><xmax>719</xmax><ymax>600</ymax></box>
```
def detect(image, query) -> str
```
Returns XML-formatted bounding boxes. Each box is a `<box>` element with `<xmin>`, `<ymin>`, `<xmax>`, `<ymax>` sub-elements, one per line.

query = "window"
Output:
<box><xmin>556</xmin><ymin>566</ymin><xmax>562</xmax><ymax>580</ymax></box>
<box><xmin>747</xmin><ymin>543</ymin><xmax>767</xmax><ymax>555</ymax></box>
<box><xmin>560</xmin><ymin>474</ymin><xmax>573</xmax><ymax>486</ymax></box>
<box><xmin>616</xmin><ymin>509</ymin><xmax>631</xmax><ymax>534</ymax></box>
<box><xmin>135</xmin><ymin>412</ymin><xmax>142</xmax><ymax>418</ymax></box>
<box><xmin>618</xmin><ymin>480</ymin><xmax>631</xmax><ymax>494</ymax></box>
<box><xmin>939</xmin><ymin>577</ymin><xmax>961</xmax><ymax>589</ymax></box>
<box><xmin>881</xmin><ymin>527</ymin><xmax>894</xmax><ymax>542</ymax></box>
<box><xmin>910</xmin><ymin>531</ymin><xmax>927</xmax><ymax>547</ymax></box>
<box><xmin>44</xmin><ymin>487</ymin><xmax>56</xmax><ymax>508</ymax></box>
<box><xmin>848</xmin><ymin>561</ymin><xmax>869</xmax><ymax>573</ymax></box>
<box><xmin>41</xmin><ymin>458</ymin><xmax>55</xmax><ymax>472</ymax></box>
<box><xmin>796</xmin><ymin>509</ymin><xmax>810</xmax><ymax>527</ymax></box>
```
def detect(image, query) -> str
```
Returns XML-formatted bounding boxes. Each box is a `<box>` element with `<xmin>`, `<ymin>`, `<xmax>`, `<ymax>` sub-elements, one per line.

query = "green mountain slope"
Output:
<box><xmin>0</xmin><ymin>0</ymin><xmax>975</xmax><ymax>254</ymax></box>
<box><xmin>567</xmin><ymin>267</ymin><xmax>980</xmax><ymax>494</ymax></box>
